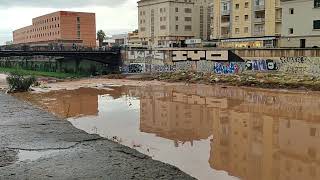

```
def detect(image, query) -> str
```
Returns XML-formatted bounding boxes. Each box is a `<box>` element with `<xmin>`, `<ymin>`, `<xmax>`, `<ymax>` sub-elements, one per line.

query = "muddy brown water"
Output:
<box><xmin>15</xmin><ymin>85</ymin><xmax>320</xmax><ymax>180</ymax></box>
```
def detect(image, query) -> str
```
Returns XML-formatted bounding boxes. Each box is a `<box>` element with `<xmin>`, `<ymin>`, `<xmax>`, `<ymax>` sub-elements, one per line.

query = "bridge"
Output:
<box><xmin>0</xmin><ymin>50</ymin><xmax>121</xmax><ymax>65</ymax></box>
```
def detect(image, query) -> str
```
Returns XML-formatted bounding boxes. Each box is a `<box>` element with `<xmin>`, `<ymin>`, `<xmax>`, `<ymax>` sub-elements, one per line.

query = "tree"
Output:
<box><xmin>97</xmin><ymin>30</ymin><xmax>106</xmax><ymax>47</ymax></box>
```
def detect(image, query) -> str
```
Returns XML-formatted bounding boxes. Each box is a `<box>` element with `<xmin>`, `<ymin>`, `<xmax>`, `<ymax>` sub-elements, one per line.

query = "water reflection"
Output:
<box><xmin>16</xmin><ymin>85</ymin><xmax>320</xmax><ymax>180</ymax></box>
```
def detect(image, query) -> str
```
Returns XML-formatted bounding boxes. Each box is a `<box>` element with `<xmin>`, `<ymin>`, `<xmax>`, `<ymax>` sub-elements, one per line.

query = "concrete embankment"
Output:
<box><xmin>0</xmin><ymin>93</ymin><xmax>195</xmax><ymax>180</ymax></box>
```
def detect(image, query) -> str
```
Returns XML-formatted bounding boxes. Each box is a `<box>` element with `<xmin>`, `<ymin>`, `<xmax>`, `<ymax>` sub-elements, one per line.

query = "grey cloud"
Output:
<box><xmin>0</xmin><ymin>0</ymin><xmax>128</xmax><ymax>8</ymax></box>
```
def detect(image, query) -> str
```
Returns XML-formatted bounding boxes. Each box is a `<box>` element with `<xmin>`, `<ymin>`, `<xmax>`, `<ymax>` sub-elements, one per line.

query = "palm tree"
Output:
<box><xmin>97</xmin><ymin>30</ymin><xmax>106</xmax><ymax>47</ymax></box>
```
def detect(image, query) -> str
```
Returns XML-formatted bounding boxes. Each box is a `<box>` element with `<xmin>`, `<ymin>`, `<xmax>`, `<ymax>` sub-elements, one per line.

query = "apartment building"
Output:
<box><xmin>13</xmin><ymin>11</ymin><xmax>96</xmax><ymax>48</ymax></box>
<box><xmin>138</xmin><ymin>0</ymin><xmax>213</xmax><ymax>48</ymax></box>
<box><xmin>212</xmin><ymin>0</ymin><xmax>282</xmax><ymax>48</ymax></box>
<box><xmin>280</xmin><ymin>0</ymin><xmax>320</xmax><ymax>48</ymax></box>
<box><xmin>128</xmin><ymin>30</ymin><xmax>143</xmax><ymax>48</ymax></box>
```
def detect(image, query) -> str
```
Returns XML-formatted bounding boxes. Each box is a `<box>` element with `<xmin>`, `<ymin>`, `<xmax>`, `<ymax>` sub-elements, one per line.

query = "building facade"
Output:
<box><xmin>13</xmin><ymin>11</ymin><xmax>96</xmax><ymax>48</ymax></box>
<box><xmin>280</xmin><ymin>0</ymin><xmax>320</xmax><ymax>48</ymax></box>
<box><xmin>212</xmin><ymin>0</ymin><xmax>282</xmax><ymax>48</ymax></box>
<box><xmin>138</xmin><ymin>0</ymin><xmax>213</xmax><ymax>48</ymax></box>
<box><xmin>128</xmin><ymin>30</ymin><xmax>143</xmax><ymax>48</ymax></box>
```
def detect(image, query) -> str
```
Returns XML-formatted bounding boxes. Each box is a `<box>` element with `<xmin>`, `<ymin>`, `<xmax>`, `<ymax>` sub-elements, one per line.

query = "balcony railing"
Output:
<box><xmin>254</xmin><ymin>5</ymin><xmax>265</xmax><ymax>11</ymax></box>
<box><xmin>221</xmin><ymin>10</ymin><xmax>230</xmax><ymax>16</ymax></box>
<box><xmin>254</xmin><ymin>30</ymin><xmax>265</xmax><ymax>36</ymax></box>
<box><xmin>220</xmin><ymin>34</ymin><xmax>231</xmax><ymax>39</ymax></box>
<box><xmin>275</xmin><ymin>17</ymin><xmax>282</xmax><ymax>22</ymax></box>
<box><xmin>221</xmin><ymin>21</ymin><xmax>230</xmax><ymax>27</ymax></box>
<box><xmin>254</xmin><ymin>18</ymin><xmax>265</xmax><ymax>24</ymax></box>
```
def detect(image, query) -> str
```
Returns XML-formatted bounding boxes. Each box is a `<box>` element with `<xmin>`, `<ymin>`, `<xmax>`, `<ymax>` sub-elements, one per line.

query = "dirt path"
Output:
<box><xmin>0</xmin><ymin>93</ymin><xmax>195</xmax><ymax>180</ymax></box>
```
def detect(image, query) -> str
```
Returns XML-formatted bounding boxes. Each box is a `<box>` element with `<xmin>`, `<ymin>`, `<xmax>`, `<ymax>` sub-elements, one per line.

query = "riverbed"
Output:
<box><xmin>13</xmin><ymin>78</ymin><xmax>320</xmax><ymax>180</ymax></box>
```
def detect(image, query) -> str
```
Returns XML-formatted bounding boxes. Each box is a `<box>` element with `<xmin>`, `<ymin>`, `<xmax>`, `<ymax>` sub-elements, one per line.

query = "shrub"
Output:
<box><xmin>6</xmin><ymin>72</ymin><xmax>36</xmax><ymax>93</ymax></box>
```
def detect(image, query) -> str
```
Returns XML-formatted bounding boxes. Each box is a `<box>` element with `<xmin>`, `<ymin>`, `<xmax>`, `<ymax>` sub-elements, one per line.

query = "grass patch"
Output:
<box><xmin>0</xmin><ymin>67</ymin><xmax>88</xmax><ymax>79</ymax></box>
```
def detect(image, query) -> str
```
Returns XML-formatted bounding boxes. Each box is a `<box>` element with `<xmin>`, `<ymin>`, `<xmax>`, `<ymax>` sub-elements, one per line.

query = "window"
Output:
<box><xmin>245</xmin><ymin>15</ymin><xmax>249</xmax><ymax>21</ymax></box>
<box><xmin>77</xmin><ymin>17</ymin><xmax>80</xmax><ymax>23</ymax></box>
<box><xmin>235</xmin><ymin>4</ymin><xmax>240</xmax><ymax>9</ymax></box>
<box><xmin>315</xmin><ymin>0</ymin><xmax>320</xmax><ymax>8</ymax></box>
<box><xmin>235</xmin><ymin>16</ymin><xmax>239</xmax><ymax>22</ymax></box>
<box><xmin>175</xmin><ymin>8</ymin><xmax>179</xmax><ymax>12</ymax></box>
<box><xmin>244</xmin><ymin>27</ymin><xmax>249</xmax><ymax>33</ymax></box>
<box><xmin>176</xmin><ymin>16</ymin><xmax>179</xmax><ymax>21</ymax></box>
<box><xmin>235</xmin><ymin>28</ymin><xmax>240</xmax><ymax>34</ymax></box>
<box><xmin>185</xmin><ymin>8</ymin><xmax>192</xmax><ymax>13</ymax></box>
<box><xmin>223</xmin><ymin>3</ymin><xmax>229</xmax><ymax>11</ymax></box>
<box><xmin>176</xmin><ymin>25</ymin><xmax>179</xmax><ymax>31</ymax></box>
<box><xmin>245</xmin><ymin>2</ymin><xmax>249</xmax><ymax>8</ymax></box>
<box><xmin>184</xmin><ymin>25</ymin><xmax>192</xmax><ymax>31</ymax></box>
<box><xmin>313</xmin><ymin>20</ymin><xmax>320</xmax><ymax>29</ymax></box>
<box><xmin>160</xmin><ymin>25</ymin><xmax>166</xmax><ymax>30</ymax></box>
<box><xmin>185</xmin><ymin>17</ymin><xmax>192</xmax><ymax>21</ymax></box>
<box><xmin>289</xmin><ymin>28</ymin><xmax>294</xmax><ymax>34</ymax></box>
<box><xmin>289</xmin><ymin>8</ymin><xmax>294</xmax><ymax>14</ymax></box>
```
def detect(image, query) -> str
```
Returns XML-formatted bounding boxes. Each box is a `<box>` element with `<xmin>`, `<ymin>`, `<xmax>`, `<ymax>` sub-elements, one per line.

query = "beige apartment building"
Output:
<box><xmin>280</xmin><ymin>0</ymin><xmax>320</xmax><ymax>48</ymax></box>
<box><xmin>128</xmin><ymin>30</ymin><xmax>143</xmax><ymax>48</ymax></box>
<box><xmin>138</xmin><ymin>0</ymin><xmax>213</xmax><ymax>48</ymax></box>
<box><xmin>212</xmin><ymin>0</ymin><xmax>282</xmax><ymax>48</ymax></box>
<box><xmin>13</xmin><ymin>11</ymin><xmax>96</xmax><ymax>48</ymax></box>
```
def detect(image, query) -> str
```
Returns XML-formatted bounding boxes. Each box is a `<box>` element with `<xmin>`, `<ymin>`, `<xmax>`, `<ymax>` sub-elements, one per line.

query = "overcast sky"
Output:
<box><xmin>0</xmin><ymin>0</ymin><xmax>138</xmax><ymax>45</ymax></box>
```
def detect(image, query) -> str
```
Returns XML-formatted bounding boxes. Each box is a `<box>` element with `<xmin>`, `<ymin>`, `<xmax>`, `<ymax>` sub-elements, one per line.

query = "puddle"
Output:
<box><xmin>15</xmin><ymin>85</ymin><xmax>320</xmax><ymax>180</ymax></box>
<box><xmin>18</xmin><ymin>150</ymin><xmax>62</xmax><ymax>162</ymax></box>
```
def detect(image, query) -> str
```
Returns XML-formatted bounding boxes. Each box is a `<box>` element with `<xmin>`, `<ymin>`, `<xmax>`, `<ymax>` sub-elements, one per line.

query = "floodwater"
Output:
<box><xmin>15</xmin><ymin>85</ymin><xmax>320</xmax><ymax>180</ymax></box>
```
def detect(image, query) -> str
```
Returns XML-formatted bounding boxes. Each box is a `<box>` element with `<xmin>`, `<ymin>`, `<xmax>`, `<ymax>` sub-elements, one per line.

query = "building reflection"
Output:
<box><xmin>15</xmin><ymin>87</ymin><xmax>125</xmax><ymax>118</ymax></box>
<box><xmin>137</xmin><ymin>85</ymin><xmax>320</xmax><ymax>180</ymax></box>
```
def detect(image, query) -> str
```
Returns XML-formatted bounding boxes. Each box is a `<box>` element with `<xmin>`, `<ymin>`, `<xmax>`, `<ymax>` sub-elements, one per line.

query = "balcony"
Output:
<box><xmin>220</xmin><ymin>33</ymin><xmax>231</xmax><ymax>39</ymax></box>
<box><xmin>254</xmin><ymin>30</ymin><xmax>265</xmax><ymax>37</ymax></box>
<box><xmin>221</xmin><ymin>10</ymin><xmax>230</xmax><ymax>16</ymax></box>
<box><xmin>254</xmin><ymin>18</ymin><xmax>265</xmax><ymax>24</ymax></box>
<box><xmin>221</xmin><ymin>21</ymin><xmax>230</xmax><ymax>27</ymax></box>
<box><xmin>275</xmin><ymin>17</ymin><xmax>282</xmax><ymax>23</ymax></box>
<box><xmin>254</xmin><ymin>5</ymin><xmax>265</xmax><ymax>11</ymax></box>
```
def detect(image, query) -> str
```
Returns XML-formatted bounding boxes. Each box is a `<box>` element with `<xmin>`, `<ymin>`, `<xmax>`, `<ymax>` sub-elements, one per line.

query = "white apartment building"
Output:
<box><xmin>280</xmin><ymin>0</ymin><xmax>320</xmax><ymax>48</ymax></box>
<box><xmin>138</xmin><ymin>0</ymin><xmax>213</xmax><ymax>48</ymax></box>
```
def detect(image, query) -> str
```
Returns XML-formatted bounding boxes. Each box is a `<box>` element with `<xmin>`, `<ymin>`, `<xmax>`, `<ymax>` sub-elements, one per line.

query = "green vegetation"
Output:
<box><xmin>97</xmin><ymin>30</ymin><xmax>106</xmax><ymax>47</ymax></box>
<box><xmin>6</xmin><ymin>72</ymin><xmax>36</xmax><ymax>93</ymax></box>
<box><xmin>0</xmin><ymin>67</ymin><xmax>87</xmax><ymax>79</ymax></box>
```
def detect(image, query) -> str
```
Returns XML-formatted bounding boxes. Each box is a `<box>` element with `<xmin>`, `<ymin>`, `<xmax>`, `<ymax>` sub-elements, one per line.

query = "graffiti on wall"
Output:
<box><xmin>214</xmin><ymin>62</ymin><xmax>241</xmax><ymax>75</ymax></box>
<box><xmin>123</xmin><ymin>50</ymin><xmax>320</xmax><ymax>76</ymax></box>
<box><xmin>124</xmin><ymin>63</ymin><xmax>144</xmax><ymax>73</ymax></box>
<box><xmin>197</xmin><ymin>61</ymin><xmax>215</xmax><ymax>73</ymax></box>
<box><xmin>128</xmin><ymin>50</ymin><xmax>165</xmax><ymax>61</ymax></box>
<box><xmin>245</xmin><ymin>59</ymin><xmax>278</xmax><ymax>71</ymax></box>
<box><xmin>172</xmin><ymin>50</ymin><xmax>229</xmax><ymax>61</ymax></box>
<box><xmin>279</xmin><ymin>56</ymin><xmax>320</xmax><ymax>75</ymax></box>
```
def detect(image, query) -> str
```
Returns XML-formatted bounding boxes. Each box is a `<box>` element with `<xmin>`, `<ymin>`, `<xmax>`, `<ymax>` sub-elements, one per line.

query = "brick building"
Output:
<box><xmin>13</xmin><ymin>11</ymin><xmax>96</xmax><ymax>48</ymax></box>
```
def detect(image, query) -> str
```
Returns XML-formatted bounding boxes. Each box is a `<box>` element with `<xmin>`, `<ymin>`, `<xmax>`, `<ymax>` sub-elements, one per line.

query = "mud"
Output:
<box><xmin>0</xmin><ymin>93</ymin><xmax>195</xmax><ymax>180</ymax></box>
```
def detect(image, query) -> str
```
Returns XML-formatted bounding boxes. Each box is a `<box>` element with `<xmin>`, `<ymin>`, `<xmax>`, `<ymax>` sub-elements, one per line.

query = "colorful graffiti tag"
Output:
<box><xmin>246</xmin><ymin>59</ymin><xmax>278</xmax><ymax>71</ymax></box>
<box><xmin>214</xmin><ymin>62</ymin><xmax>241</xmax><ymax>74</ymax></box>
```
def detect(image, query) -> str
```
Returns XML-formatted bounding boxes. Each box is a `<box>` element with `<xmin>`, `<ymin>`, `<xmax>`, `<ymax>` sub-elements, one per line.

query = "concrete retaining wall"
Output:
<box><xmin>121</xmin><ymin>49</ymin><xmax>320</xmax><ymax>76</ymax></box>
